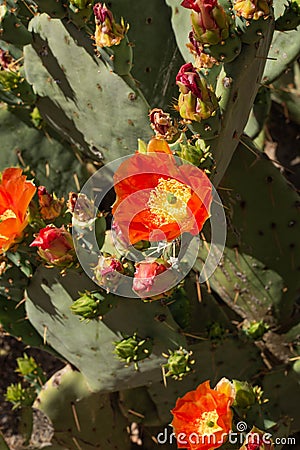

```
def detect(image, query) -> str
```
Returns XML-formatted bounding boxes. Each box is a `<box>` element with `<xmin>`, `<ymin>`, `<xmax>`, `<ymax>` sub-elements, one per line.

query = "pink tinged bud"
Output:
<box><xmin>30</xmin><ymin>225</ymin><xmax>75</xmax><ymax>267</ymax></box>
<box><xmin>94</xmin><ymin>255</ymin><xmax>123</xmax><ymax>290</ymax></box>
<box><xmin>132</xmin><ymin>259</ymin><xmax>178</xmax><ymax>299</ymax></box>
<box><xmin>133</xmin><ymin>260</ymin><xmax>168</xmax><ymax>293</ymax></box>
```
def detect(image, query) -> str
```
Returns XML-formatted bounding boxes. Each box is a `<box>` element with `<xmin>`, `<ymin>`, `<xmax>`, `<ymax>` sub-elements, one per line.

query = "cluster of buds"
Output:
<box><xmin>38</xmin><ymin>186</ymin><xmax>64</xmax><ymax>221</ymax></box>
<box><xmin>163</xmin><ymin>347</ymin><xmax>195</xmax><ymax>380</ymax></box>
<box><xmin>176</xmin><ymin>62</ymin><xmax>219</xmax><ymax>122</ymax></box>
<box><xmin>114</xmin><ymin>333</ymin><xmax>153</xmax><ymax>370</ymax></box>
<box><xmin>179</xmin><ymin>139</ymin><xmax>215</xmax><ymax>172</ymax></box>
<box><xmin>233</xmin><ymin>0</ymin><xmax>272</xmax><ymax>20</ymax></box>
<box><xmin>93</xmin><ymin>2</ymin><xmax>128</xmax><ymax>47</ymax></box>
<box><xmin>70</xmin><ymin>290</ymin><xmax>114</xmax><ymax>320</ymax></box>
<box><xmin>182</xmin><ymin>0</ymin><xmax>232</xmax><ymax>45</ymax></box>
<box><xmin>149</xmin><ymin>108</ymin><xmax>180</xmax><ymax>142</ymax></box>
<box><xmin>30</xmin><ymin>225</ymin><xmax>75</xmax><ymax>267</ymax></box>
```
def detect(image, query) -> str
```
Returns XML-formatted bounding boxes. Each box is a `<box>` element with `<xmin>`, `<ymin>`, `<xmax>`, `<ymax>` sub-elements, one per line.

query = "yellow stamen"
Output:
<box><xmin>196</xmin><ymin>410</ymin><xmax>222</xmax><ymax>436</ymax></box>
<box><xmin>147</xmin><ymin>178</ymin><xmax>192</xmax><ymax>226</ymax></box>
<box><xmin>0</xmin><ymin>209</ymin><xmax>16</xmax><ymax>223</ymax></box>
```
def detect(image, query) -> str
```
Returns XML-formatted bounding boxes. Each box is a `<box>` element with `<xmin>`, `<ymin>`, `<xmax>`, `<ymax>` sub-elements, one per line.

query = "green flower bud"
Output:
<box><xmin>233</xmin><ymin>379</ymin><xmax>256</xmax><ymax>409</ymax></box>
<box><xmin>70</xmin><ymin>290</ymin><xmax>114</xmax><ymax>320</ymax></box>
<box><xmin>5</xmin><ymin>383</ymin><xmax>36</xmax><ymax>409</ymax></box>
<box><xmin>114</xmin><ymin>333</ymin><xmax>153</xmax><ymax>370</ymax></box>
<box><xmin>163</xmin><ymin>347</ymin><xmax>195</xmax><ymax>380</ymax></box>
<box><xmin>179</xmin><ymin>140</ymin><xmax>215</xmax><ymax>173</ymax></box>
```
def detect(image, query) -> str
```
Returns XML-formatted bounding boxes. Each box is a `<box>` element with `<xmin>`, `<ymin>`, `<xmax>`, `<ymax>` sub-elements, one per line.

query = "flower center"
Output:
<box><xmin>196</xmin><ymin>410</ymin><xmax>222</xmax><ymax>436</ymax></box>
<box><xmin>147</xmin><ymin>178</ymin><xmax>192</xmax><ymax>226</ymax></box>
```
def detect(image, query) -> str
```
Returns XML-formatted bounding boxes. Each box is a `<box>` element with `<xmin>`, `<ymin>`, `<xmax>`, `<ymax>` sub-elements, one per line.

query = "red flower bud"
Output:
<box><xmin>30</xmin><ymin>225</ymin><xmax>75</xmax><ymax>267</ymax></box>
<box><xmin>133</xmin><ymin>259</ymin><xmax>177</xmax><ymax>299</ymax></box>
<box><xmin>176</xmin><ymin>63</ymin><xmax>203</xmax><ymax>97</ymax></box>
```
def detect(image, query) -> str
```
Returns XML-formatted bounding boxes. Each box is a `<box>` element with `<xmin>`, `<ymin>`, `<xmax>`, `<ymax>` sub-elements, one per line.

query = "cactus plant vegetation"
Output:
<box><xmin>0</xmin><ymin>0</ymin><xmax>299</xmax><ymax>448</ymax></box>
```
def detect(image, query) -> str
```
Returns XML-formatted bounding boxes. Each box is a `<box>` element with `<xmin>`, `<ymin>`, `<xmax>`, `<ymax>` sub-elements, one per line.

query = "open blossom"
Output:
<box><xmin>171</xmin><ymin>379</ymin><xmax>234</xmax><ymax>450</ymax></box>
<box><xmin>112</xmin><ymin>141</ymin><xmax>212</xmax><ymax>245</ymax></box>
<box><xmin>182</xmin><ymin>0</ymin><xmax>230</xmax><ymax>45</ymax></box>
<box><xmin>93</xmin><ymin>2</ymin><xmax>128</xmax><ymax>47</ymax></box>
<box><xmin>0</xmin><ymin>168</ymin><xmax>36</xmax><ymax>254</ymax></box>
<box><xmin>176</xmin><ymin>63</ymin><xmax>219</xmax><ymax>121</ymax></box>
<box><xmin>30</xmin><ymin>225</ymin><xmax>75</xmax><ymax>267</ymax></box>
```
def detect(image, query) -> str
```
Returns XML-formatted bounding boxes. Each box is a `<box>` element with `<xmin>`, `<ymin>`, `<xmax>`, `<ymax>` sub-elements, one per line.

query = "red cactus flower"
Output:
<box><xmin>112</xmin><ymin>143</ymin><xmax>212</xmax><ymax>245</ymax></box>
<box><xmin>0</xmin><ymin>168</ymin><xmax>36</xmax><ymax>254</ymax></box>
<box><xmin>171</xmin><ymin>379</ymin><xmax>234</xmax><ymax>450</ymax></box>
<box><xmin>30</xmin><ymin>225</ymin><xmax>75</xmax><ymax>266</ymax></box>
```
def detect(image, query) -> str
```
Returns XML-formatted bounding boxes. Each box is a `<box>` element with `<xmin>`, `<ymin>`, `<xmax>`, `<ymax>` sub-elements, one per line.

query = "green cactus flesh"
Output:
<box><xmin>0</xmin><ymin>104</ymin><xmax>87</xmax><ymax>196</ymax></box>
<box><xmin>23</xmin><ymin>13</ymin><xmax>152</xmax><ymax>163</ymax></box>
<box><xmin>194</xmin><ymin>139</ymin><xmax>300</xmax><ymax>325</ymax></box>
<box><xmin>25</xmin><ymin>267</ymin><xmax>186</xmax><ymax>392</ymax></box>
<box><xmin>33</xmin><ymin>365</ymin><xmax>131</xmax><ymax>450</ymax></box>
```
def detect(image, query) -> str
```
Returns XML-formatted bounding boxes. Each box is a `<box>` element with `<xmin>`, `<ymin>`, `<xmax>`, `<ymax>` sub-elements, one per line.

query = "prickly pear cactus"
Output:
<box><xmin>0</xmin><ymin>0</ymin><xmax>300</xmax><ymax>448</ymax></box>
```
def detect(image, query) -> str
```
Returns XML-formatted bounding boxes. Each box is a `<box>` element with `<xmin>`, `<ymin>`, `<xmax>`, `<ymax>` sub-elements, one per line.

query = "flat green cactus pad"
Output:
<box><xmin>24</xmin><ymin>13</ymin><xmax>152</xmax><ymax>163</ymax></box>
<box><xmin>25</xmin><ymin>266</ymin><xmax>186</xmax><ymax>392</ymax></box>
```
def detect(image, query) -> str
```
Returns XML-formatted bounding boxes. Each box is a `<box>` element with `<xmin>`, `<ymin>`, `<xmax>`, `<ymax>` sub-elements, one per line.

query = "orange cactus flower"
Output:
<box><xmin>171</xmin><ymin>380</ymin><xmax>233</xmax><ymax>450</ymax></box>
<box><xmin>112</xmin><ymin>146</ymin><xmax>212</xmax><ymax>245</ymax></box>
<box><xmin>0</xmin><ymin>168</ymin><xmax>36</xmax><ymax>254</ymax></box>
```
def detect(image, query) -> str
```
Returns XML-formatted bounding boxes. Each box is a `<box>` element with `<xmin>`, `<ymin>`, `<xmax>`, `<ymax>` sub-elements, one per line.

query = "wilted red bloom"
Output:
<box><xmin>112</xmin><ymin>145</ymin><xmax>212</xmax><ymax>245</ymax></box>
<box><xmin>30</xmin><ymin>225</ymin><xmax>75</xmax><ymax>266</ymax></box>
<box><xmin>0</xmin><ymin>168</ymin><xmax>36</xmax><ymax>254</ymax></box>
<box><xmin>67</xmin><ymin>192</ymin><xmax>78</xmax><ymax>213</ymax></box>
<box><xmin>38</xmin><ymin>186</ymin><xmax>64</xmax><ymax>221</ymax></box>
<box><xmin>149</xmin><ymin>109</ymin><xmax>180</xmax><ymax>142</ymax></box>
<box><xmin>171</xmin><ymin>380</ymin><xmax>233</xmax><ymax>450</ymax></box>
